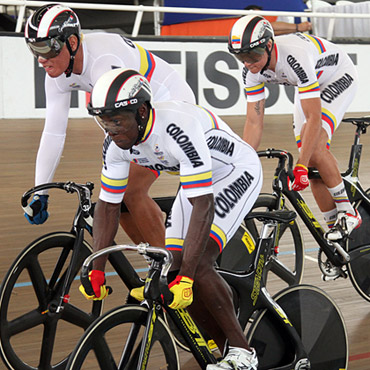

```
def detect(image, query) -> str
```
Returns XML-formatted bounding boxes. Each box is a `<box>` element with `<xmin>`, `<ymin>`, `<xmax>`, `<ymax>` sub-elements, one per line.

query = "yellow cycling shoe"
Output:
<box><xmin>130</xmin><ymin>286</ymin><xmax>145</xmax><ymax>301</ymax></box>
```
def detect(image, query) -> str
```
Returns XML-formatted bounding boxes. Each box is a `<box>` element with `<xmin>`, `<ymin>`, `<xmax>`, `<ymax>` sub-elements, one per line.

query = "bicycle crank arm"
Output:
<box><xmin>328</xmin><ymin>241</ymin><xmax>350</xmax><ymax>262</ymax></box>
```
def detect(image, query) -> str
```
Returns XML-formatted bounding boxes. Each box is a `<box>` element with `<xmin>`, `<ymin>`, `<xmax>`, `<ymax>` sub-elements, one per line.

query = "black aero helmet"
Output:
<box><xmin>228</xmin><ymin>15</ymin><xmax>274</xmax><ymax>55</ymax></box>
<box><xmin>88</xmin><ymin>68</ymin><xmax>153</xmax><ymax>143</ymax></box>
<box><xmin>25</xmin><ymin>4</ymin><xmax>81</xmax><ymax>76</ymax></box>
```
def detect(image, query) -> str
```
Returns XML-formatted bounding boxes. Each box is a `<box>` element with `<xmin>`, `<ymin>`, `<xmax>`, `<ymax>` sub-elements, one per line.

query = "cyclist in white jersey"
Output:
<box><xmin>79</xmin><ymin>68</ymin><xmax>262</xmax><ymax>370</ymax></box>
<box><xmin>228</xmin><ymin>15</ymin><xmax>361</xmax><ymax>242</ymax></box>
<box><xmin>23</xmin><ymin>4</ymin><xmax>195</xmax><ymax>248</ymax></box>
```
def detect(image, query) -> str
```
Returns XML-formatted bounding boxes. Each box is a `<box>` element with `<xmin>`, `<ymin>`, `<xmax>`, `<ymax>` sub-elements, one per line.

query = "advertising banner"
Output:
<box><xmin>0</xmin><ymin>35</ymin><xmax>368</xmax><ymax>119</ymax></box>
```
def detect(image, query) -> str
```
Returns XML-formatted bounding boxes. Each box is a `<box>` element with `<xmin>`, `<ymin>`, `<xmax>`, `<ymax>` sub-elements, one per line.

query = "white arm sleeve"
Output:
<box><xmin>35</xmin><ymin>77</ymin><xmax>71</xmax><ymax>190</ymax></box>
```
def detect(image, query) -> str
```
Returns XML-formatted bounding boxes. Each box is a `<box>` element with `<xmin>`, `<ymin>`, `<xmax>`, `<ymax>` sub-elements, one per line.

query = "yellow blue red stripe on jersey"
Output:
<box><xmin>180</xmin><ymin>171</ymin><xmax>213</xmax><ymax>190</ymax></box>
<box><xmin>101</xmin><ymin>174</ymin><xmax>128</xmax><ymax>194</ymax></box>
<box><xmin>245</xmin><ymin>83</ymin><xmax>265</xmax><ymax>96</ymax></box>
<box><xmin>140</xmin><ymin>109</ymin><xmax>155</xmax><ymax>143</ymax></box>
<box><xmin>135</xmin><ymin>43</ymin><xmax>156</xmax><ymax>81</ymax></box>
<box><xmin>295</xmin><ymin>135</ymin><xmax>302</xmax><ymax>149</ymax></box>
<box><xmin>316</xmin><ymin>70</ymin><xmax>323</xmax><ymax>79</ymax></box>
<box><xmin>199</xmin><ymin>106</ymin><xmax>220</xmax><ymax>129</ymax></box>
<box><xmin>166</xmin><ymin>238</ymin><xmax>184</xmax><ymax>251</ymax></box>
<box><xmin>322</xmin><ymin>108</ymin><xmax>336</xmax><ymax>148</ymax></box>
<box><xmin>304</xmin><ymin>34</ymin><xmax>326</xmax><ymax>54</ymax></box>
<box><xmin>298</xmin><ymin>81</ymin><xmax>320</xmax><ymax>95</ymax></box>
<box><xmin>210</xmin><ymin>224</ymin><xmax>227</xmax><ymax>253</ymax></box>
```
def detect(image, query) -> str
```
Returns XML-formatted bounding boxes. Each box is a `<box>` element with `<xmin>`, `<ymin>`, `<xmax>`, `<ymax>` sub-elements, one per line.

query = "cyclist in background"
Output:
<box><xmin>228</xmin><ymin>15</ymin><xmax>361</xmax><ymax>241</ymax></box>
<box><xmin>23</xmin><ymin>4</ymin><xmax>195</xmax><ymax>248</ymax></box>
<box><xmin>80</xmin><ymin>68</ymin><xmax>263</xmax><ymax>370</ymax></box>
<box><xmin>244</xmin><ymin>5</ymin><xmax>312</xmax><ymax>35</ymax></box>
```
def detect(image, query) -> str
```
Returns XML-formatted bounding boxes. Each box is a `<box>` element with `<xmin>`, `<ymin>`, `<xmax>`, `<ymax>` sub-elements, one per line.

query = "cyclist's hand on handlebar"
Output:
<box><xmin>168</xmin><ymin>275</ymin><xmax>194</xmax><ymax>309</ymax></box>
<box><xmin>23</xmin><ymin>195</ymin><xmax>49</xmax><ymax>225</ymax></box>
<box><xmin>292</xmin><ymin>164</ymin><xmax>309</xmax><ymax>191</ymax></box>
<box><xmin>79</xmin><ymin>270</ymin><xmax>111</xmax><ymax>301</ymax></box>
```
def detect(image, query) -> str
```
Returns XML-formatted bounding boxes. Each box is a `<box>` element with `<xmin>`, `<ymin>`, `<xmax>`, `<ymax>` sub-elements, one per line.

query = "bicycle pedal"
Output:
<box><xmin>322</xmin><ymin>268</ymin><xmax>347</xmax><ymax>281</ymax></box>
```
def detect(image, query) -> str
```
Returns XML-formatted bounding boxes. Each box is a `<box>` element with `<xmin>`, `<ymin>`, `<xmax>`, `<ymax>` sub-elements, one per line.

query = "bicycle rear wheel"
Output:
<box><xmin>0</xmin><ymin>232</ymin><xmax>101</xmax><ymax>370</ymax></box>
<box><xmin>66</xmin><ymin>305</ymin><xmax>179</xmax><ymax>370</ymax></box>
<box><xmin>247</xmin><ymin>285</ymin><xmax>348</xmax><ymax>370</ymax></box>
<box><xmin>219</xmin><ymin>194</ymin><xmax>304</xmax><ymax>295</ymax></box>
<box><xmin>347</xmin><ymin>188</ymin><xmax>370</xmax><ymax>302</ymax></box>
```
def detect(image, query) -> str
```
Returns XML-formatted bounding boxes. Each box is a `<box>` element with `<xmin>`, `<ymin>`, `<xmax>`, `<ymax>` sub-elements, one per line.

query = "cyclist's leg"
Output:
<box><xmin>188</xmin><ymin>238</ymin><xmax>250</xmax><ymax>354</ymax></box>
<box><xmin>166</xmin><ymin>153</ymin><xmax>262</xmax><ymax>353</ymax></box>
<box><xmin>120</xmin><ymin>162</ymin><xmax>165</xmax><ymax>247</ymax></box>
<box><xmin>294</xmin><ymin>73</ymin><xmax>358</xmax><ymax>220</ymax></box>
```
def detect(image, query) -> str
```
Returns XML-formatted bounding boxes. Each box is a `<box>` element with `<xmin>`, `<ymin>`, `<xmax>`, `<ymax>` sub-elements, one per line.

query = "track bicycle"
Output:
<box><xmin>0</xmin><ymin>167</ymin><xmax>305</xmax><ymax>370</ymax></box>
<box><xmin>0</xmin><ymin>181</ymin><xmax>175</xmax><ymax>370</ymax></box>
<box><xmin>250</xmin><ymin>116</ymin><xmax>370</xmax><ymax>302</ymax></box>
<box><xmin>66</xmin><ymin>209</ymin><xmax>348</xmax><ymax>370</ymax></box>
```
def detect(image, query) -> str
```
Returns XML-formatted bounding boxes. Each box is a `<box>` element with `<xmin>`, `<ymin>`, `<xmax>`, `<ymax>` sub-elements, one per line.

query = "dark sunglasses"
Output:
<box><xmin>26</xmin><ymin>37</ymin><xmax>65</xmax><ymax>59</ymax></box>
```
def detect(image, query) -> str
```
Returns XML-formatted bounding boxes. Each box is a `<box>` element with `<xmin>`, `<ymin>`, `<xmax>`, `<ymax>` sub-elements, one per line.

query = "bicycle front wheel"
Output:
<box><xmin>0</xmin><ymin>232</ymin><xmax>102</xmax><ymax>370</ymax></box>
<box><xmin>66</xmin><ymin>305</ymin><xmax>179</xmax><ymax>370</ymax></box>
<box><xmin>247</xmin><ymin>285</ymin><xmax>348</xmax><ymax>370</ymax></box>
<box><xmin>347</xmin><ymin>188</ymin><xmax>370</xmax><ymax>302</ymax></box>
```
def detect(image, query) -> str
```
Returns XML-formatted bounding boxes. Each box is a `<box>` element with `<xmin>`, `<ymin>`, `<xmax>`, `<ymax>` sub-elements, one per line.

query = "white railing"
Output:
<box><xmin>1</xmin><ymin>0</ymin><xmax>370</xmax><ymax>39</ymax></box>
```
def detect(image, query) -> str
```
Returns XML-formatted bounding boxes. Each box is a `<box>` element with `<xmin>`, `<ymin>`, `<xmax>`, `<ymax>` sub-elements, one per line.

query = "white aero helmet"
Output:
<box><xmin>228</xmin><ymin>15</ymin><xmax>274</xmax><ymax>55</ymax></box>
<box><xmin>88</xmin><ymin>68</ymin><xmax>153</xmax><ymax>117</ymax></box>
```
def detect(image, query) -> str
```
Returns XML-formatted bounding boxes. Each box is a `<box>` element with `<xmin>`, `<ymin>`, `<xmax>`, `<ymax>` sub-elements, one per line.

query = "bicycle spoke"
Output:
<box><xmin>93</xmin><ymin>335</ymin><xmax>118</xmax><ymax>370</ymax></box>
<box><xmin>39</xmin><ymin>319</ymin><xmax>58</xmax><ymax>369</ymax></box>
<box><xmin>61</xmin><ymin>303</ymin><xmax>97</xmax><ymax>329</ymax></box>
<box><xmin>119</xmin><ymin>322</ymin><xmax>142</xmax><ymax>368</ymax></box>
<box><xmin>27</xmin><ymin>258</ymin><xmax>48</xmax><ymax>307</ymax></box>
<box><xmin>6</xmin><ymin>309</ymin><xmax>45</xmax><ymax>336</ymax></box>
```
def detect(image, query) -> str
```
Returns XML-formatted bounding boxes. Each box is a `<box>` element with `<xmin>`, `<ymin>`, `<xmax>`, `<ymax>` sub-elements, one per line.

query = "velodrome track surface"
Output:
<box><xmin>1</xmin><ymin>113</ymin><xmax>370</xmax><ymax>369</ymax></box>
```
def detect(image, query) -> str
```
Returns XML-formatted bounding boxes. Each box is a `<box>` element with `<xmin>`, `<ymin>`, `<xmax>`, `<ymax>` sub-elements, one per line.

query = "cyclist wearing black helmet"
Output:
<box><xmin>228</xmin><ymin>15</ymin><xmax>361</xmax><ymax>243</ymax></box>
<box><xmin>80</xmin><ymin>67</ymin><xmax>262</xmax><ymax>370</ymax></box>
<box><xmin>23</xmin><ymin>4</ymin><xmax>196</xmax><ymax>250</ymax></box>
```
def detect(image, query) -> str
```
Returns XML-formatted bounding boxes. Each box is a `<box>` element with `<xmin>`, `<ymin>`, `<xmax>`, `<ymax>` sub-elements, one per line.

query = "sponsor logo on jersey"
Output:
<box><xmin>315</xmin><ymin>53</ymin><xmax>339</xmax><ymax>69</ymax></box>
<box><xmin>102</xmin><ymin>136</ymin><xmax>113</xmax><ymax>170</ymax></box>
<box><xmin>206</xmin><ymin>135</ymin><xmax>235</xmax><ymax>156</ymax></box>
<box><xmin>69</xmin><ymin>83</ymin><xmax>81</xmax><ymax>88</ymax></box>
<box><xmin>214</xmin><ymin>171</ymin><xmax>255</xmax><ymax>218</ymax></box>
<box><xmin>166</xmin><ymin>123</ymin><xmax>204</xmax><ymax>168</ymax></box>
<box><xmin>287</xmin><ymin>55</ymin><xmax>309</xmax><ymax>84</ymax></box>
<box><xmin>130</xmin><ymin>148</ymin><xmax>140</xmax><ymax>155</ymax></box>
<box><xmin>320</xmin><ymin>73</ymin><xmax>354</xmax><ymax>103</ymax></box>
<box><xmin>145</xmin><ymin>163</ymin><xmax>180</xmax><ymax>172</ymax></box>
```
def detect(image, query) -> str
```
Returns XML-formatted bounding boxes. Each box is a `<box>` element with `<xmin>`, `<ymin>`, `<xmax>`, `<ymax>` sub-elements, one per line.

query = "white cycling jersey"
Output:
<box><xmin>36</xmin><ymin>32</ymin><xmax>196</xmax><ymax>188</ymax></box>
<box><xmin>100</xmin><ymin>101</ymin><xmax>262</xmax><ymax>252</ymax></box>
<box><xmin>243</xmin><ymin>33</ymin><xmax>358</xmax><ymax>148</ymax></box>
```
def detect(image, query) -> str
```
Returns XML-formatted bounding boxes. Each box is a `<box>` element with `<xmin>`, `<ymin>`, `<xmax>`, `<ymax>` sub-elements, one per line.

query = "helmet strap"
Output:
<box><xmin>260</xmin><ymin>39</ymin><xmax>274</xmax><ymax>75</ymax></box>
<box><xmin>64</xmin><ymin>37</ymin><xmax>80</xmax><ymax>78</ymax></box>
<box><xmin>134</xmin><ymin>109</ymin><xmax>147</xmax><ymax>145</ymax></box>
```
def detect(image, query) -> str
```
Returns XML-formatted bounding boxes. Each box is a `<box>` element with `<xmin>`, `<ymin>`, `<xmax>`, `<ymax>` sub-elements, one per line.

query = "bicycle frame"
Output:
<box><xmin>258</xmin><ymin>120</ymin><xmax>370</xmax><ymax>267</ymax></box>
<box><xmin>219</xmin><ymin>212</ymin><xmax>310</xmax><ymax>369</ymax></box>
<box><xmin>21</xmin><ymin>182</ymin><xmax>143</xmax><ymax>316</ymax></box>
<box><xmin>81</xmin><ymin>226</ymin><xmax>311</xmax><ymax>370</ymax></box>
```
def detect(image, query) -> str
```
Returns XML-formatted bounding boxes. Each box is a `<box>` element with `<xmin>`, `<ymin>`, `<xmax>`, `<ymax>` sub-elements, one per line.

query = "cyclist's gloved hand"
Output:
<box><xmin>292</xmin><ymin>164</ymin><xmax>309</xmax><ymax>191</ymax></box>
<box><xmin>79</xmin><ymin>270</ymin><xmax>111</xmax><ymax>301</ymax></box>
<box><xmin>168</xmin><ymin>275</ymin><xmax>194</xmax><ymax>309</ymax></box>
<box><xmin>23</xmin><ymin>194</ymin><xmax>49</xmax><ymax>225</ymax></box>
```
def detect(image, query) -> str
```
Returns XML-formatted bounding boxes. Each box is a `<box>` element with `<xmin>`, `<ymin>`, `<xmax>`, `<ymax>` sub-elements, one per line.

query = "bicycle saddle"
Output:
<box><xmin>245</xmin><ymin>210</ymin><xmax>296</xmax><ymax>224</ymax></box>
